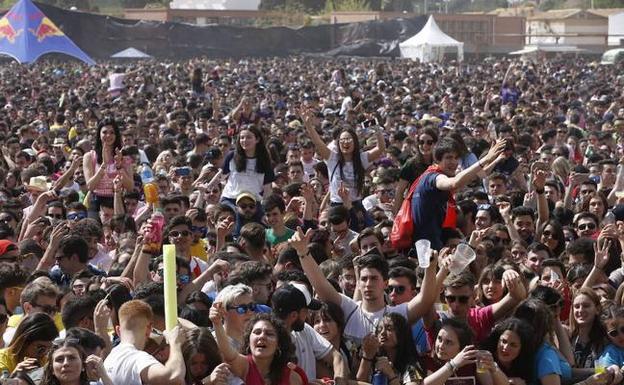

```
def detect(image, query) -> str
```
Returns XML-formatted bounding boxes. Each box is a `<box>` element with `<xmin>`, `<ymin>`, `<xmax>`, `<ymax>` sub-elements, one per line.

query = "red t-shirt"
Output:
<box><xmin>426</xmin><ymin>306</ymin><xmax>495</xmax><ymax>347</ymax></box>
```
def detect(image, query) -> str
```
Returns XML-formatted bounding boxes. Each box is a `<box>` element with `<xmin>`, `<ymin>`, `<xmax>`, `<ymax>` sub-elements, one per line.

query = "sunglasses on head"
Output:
<box><xmin>577</xmin><ymin>223</ymin><xmax>596</xmax><ymax>231</ymax></box>
<box><xmin>227</xmin><ymin>302</ymin><xmax>258</xmax><ymax>315</ymax></box>
<box><xmin>67</xmin><ymin>212</ymin><xmax>86</xmax><ymax>221</ymax></box>
<box><xmin>169</xmin><ymin>230</ymin><xmax>191</xmax><ymax>238</ymax></box>
<box><xmin>608</xmin><ymin>326</ymin><xmax>624</xmax><ymax>338</ymax></box>
<box><xmin>386</xmin><ymin>285</ymin><xmax>406</xmax><ymax>295</ymax></box>
<box><xmin>445</xmin><ymin>295</ymin><xmax>470</xmax><ymax>304</ymax></box>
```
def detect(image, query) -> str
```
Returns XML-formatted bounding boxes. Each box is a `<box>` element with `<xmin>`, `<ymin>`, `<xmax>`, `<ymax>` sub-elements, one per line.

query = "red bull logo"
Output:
<box><xmin>0</xmin><ymin>17</ymin><xmax>23</xmax><ymax>44</ymax></box>
<box><xmin>29</xmin><ymin>17</ymin><xmax>64</xmax><ymax>42</ymax></box>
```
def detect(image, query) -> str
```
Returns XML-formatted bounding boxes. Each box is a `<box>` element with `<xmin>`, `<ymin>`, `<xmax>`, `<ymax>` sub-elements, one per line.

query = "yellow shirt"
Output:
<box><xmin>0</xmin><ymin>348</ymin><xmax>16</xmax><ymax>373</ymax></box>
<box><xmin>8</xmin><ymin>313</ymin><xmax>64</xmax><ymax>333</ymax></box>
<box><xmin>189</xmin><ymin>239</ymin><xmax>208</xmax><ymax>261</ymax></box>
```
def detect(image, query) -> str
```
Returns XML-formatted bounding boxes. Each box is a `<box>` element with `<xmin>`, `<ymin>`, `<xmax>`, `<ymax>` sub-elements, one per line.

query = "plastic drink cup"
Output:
<box><xmin>415</xmin><ymin>239</ymin><xmax>431</xmax><ymax>268</ymax></box>
<box><xmin>476</xmin><ymin>351</ymin><xmax>488</xmax><ymax>373</ymax></box>
<box><xmin>595</xmin><ymin>359</ymin><xmax>606</xmax><ymax>375</ymax></box>
<box><xmin>449</xmin><ymin>243</ymin><xmax>476</xmax><ymax>275</ymax></box>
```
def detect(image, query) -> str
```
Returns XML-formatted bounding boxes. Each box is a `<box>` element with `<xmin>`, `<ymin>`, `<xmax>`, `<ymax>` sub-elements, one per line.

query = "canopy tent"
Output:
<box><xmin>0</xmin><ymin>0</ymin><xmax>94</xmax><ymax>64</ymax></box>
<box><xmin>111</xmin><ymin>47</ymin><xmax>152</xmax><ymax>59</ymax></box>
<box><xmin>399</xmin><ymin>15</ymin><xmax>464</xmax><ymax>62</ymax></box>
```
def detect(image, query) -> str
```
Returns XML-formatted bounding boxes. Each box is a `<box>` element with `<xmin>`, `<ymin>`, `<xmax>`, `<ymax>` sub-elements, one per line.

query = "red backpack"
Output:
<box><xmin>390</xmin><ymin>165</ymin><xmax>456</xmax><ymax>250</ymax></box>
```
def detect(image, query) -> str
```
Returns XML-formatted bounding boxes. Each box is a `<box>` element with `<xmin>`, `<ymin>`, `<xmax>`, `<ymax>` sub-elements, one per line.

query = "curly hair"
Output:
<box><xmin>242</xmin><ymin>313</ymin><xmax>294</xmax><ymax>385</ymax></box>
<box><xmin>40</xmin><ymin>338</ymin><xmax>90</xmax><ymax>385</ymax></box>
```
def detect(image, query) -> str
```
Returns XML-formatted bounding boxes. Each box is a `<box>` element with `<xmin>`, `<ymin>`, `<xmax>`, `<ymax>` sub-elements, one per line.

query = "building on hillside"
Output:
<box><xmin>330</xmin><ymin>12</ymin><xmax>525</xmax><ymax>54</ymax></box>
<box><xmin>123</xmin><ymin>8</ymin><xmax>297</xmax><ymax>25</ymax></box>
<box><xmin>168</xmin><ymin>0</ymin><xmax>260</xmax><ymax>10</ymax></box>
<box><xmin>526</xmin><ymin>8</ymin><xmax>624</xmax><ymax>51</ymax></box>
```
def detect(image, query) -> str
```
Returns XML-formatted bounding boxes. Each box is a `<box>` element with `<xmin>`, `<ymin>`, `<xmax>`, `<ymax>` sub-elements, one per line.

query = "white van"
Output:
<box><xmin>601</xmin><ymin>48</ymin><xmax>624</xmax><ymax>65</ymax></box>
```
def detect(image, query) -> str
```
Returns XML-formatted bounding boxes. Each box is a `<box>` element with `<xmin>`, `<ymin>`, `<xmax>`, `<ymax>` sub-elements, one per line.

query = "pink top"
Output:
<box><xmin>244</xmin><ymin>355</ymin><xmax>308</xmax><ymax>385</ymax></box>
<box><xmin>91</xmin><ymin>150</ymin><xmax>117</xmax><ymax>197</ymax></box>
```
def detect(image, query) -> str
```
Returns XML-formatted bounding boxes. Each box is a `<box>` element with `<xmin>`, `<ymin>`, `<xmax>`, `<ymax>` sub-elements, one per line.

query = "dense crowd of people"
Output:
<box><xmin>0</xmin><ymin>54</ymin><xmax>622</xmax><ymax>385</ymax></box>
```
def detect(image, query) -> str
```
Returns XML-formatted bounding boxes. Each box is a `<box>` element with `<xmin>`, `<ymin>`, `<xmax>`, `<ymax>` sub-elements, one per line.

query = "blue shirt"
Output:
<box><xmin>412</xmin><ymin>319</ymin><xmax>429</xmax><ymax>354</ymax></box>
<box><xmin>599</xmin><ymin>343</ymin><xmax>624</xmax><ymax>367</ymax></box>
<box><xmin>536</xmin><ymin>343</ymin><xmax>572</xmax><ymax>382</ymax></box>
<box><xmin>411</xmin><ymin>172</ymin><xmax>450</xmax><ymax>250</ymax></box>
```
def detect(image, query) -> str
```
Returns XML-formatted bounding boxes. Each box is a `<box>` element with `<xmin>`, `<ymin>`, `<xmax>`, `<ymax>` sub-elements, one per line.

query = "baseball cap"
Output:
<box><xmin>271</xmin><ymin>283</ymin><xmax>322</xmax><ymax>314</ymax></box>
<box><xmin>236</xmin><ymin>191</ymin><xmax>257</xmax><ymax>205</ymax></box>
<box><xmin>0</xmin><ymin>240</ymin><xmax>18</xmax><ymax>257</ymax></box>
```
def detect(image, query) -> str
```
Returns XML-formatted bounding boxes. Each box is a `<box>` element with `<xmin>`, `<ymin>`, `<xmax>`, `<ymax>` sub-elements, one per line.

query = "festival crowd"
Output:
<box><xmin>0</xmin><ymin>55</ymin><xmax>622</xmax><ymax>385</ymax></box>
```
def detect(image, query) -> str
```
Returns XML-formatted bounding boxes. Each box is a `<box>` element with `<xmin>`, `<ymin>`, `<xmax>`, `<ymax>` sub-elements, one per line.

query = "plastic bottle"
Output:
<box><xmin>604</xmin><ymin>210</ymin><xmax>616</xmax><ymax>226</ymax></box>
<box><xmin>140</xmin><ymin>164</ymin><xmax>159</xmax><ymax>204</ymax></box>
<box><xmin>144</xmin><ymin>209</ymin><xmax>165</xmax><ymax>253</ymax></box>
<box><xmin>372</xmin><ymin>371</ymin><xmax>388</xmax><ymax>385</ymax></box>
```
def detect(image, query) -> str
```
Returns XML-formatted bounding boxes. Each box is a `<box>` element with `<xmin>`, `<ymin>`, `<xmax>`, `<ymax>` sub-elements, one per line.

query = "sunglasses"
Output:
<box><xmin>445</xmin><ymin>295</ymin><xmax>470</xmax><ymax>304</ymax></box>
<box><xmin>48</xmin><ymin>214</ymin><xmax>64</xmax><ymax>219</ymax></box>
<box><xmin>542</xmin><ymin>230</ymin><xmax>556</xmax><ymax>238</ymax></box>
<box><xmin>577</xmin><ymin>223</ymin><xmax>596</xmax><ymax>231</ymax></box>
<box><xmin>67</xmin><ymin>212</ymin><xmax>87</xmax><ymax>221</ymax></box>
<box><xmin>227</xmin><ymin>302</ymin><xmax>258</xmax><ymax>315</ymax></box>
<box><xmin>329</xmin><ymin>217</ymin><xmax>345</xmax><ymax>225</ymax></box>
<box><xmin>191</xmin><ymin>226</ymin><xmax>207</xmax><ymax>235</ymax></box>
<box><xmin>608</xmin><ymin>326</ymin><xmax>624</xmax><ymax>338</ymax></box>
<box><xmin>169</xmin><ymin>230</ymin><xmax>191</xmax><ymax>238</ymax></box>
<box><xmin>377</xmin><ymin>189</ymin><xmax>395</xmax><ymax>196</ymax></box>
<box><xmin>33</xmin><ymin>302</ymin><xmax>58</xmax><ymax>315</ymax></box>
<box><xmin>419</xmin><ymin>139</ymin><xmax>434</xmax><ymax>145</ymax></box>
<box><xmin>238</xmin><ymin>204</ymin><xmax>255</xmax><ymax>210</ymax></box>
<box><xmin>386</xmin><ymin>285</ymin><xmax>406</xmax><ymax>295</ymax></box>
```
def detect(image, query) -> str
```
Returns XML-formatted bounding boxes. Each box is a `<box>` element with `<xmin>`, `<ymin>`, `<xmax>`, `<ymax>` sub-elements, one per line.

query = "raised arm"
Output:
<box><xmin>52</xmin><ymin>155</ymin><xmax>82</xmax><ymax>192</ymax></box>
<box><xmin>491</xmin><ymin>270</ymin><xmax>526</xmax><ymax>320</ymax></box>
<box><xmin>302</xmin><ymin>109</ymin><xmax>331</xmax><ymax>161</ymax></box>
<box><xmin>290</xmin><ymin>228</ymin><xmax>343</xmax><ymax>306</ymax></box>
<box><xmin>366</xmin><ymin>128</ymin><xmax>386</xmax><ymax>162</ymax></box>
<box><xmin>178</xmin><ymin>259</ymin><xmax>229</xmax><ymax>302</ymax></box>
<box><xmin>406</xmin><ymin>252</ymin><xmax>439</xmax><ymax>324</ymax></box>
<box><xmin>532</xmin><ymin>169</ymin><xmax>549</xmax><ymax>229</ymax></box>
<box><xmin>142</xmin><ymin>326</ymin><xmax>186</xmax><ymax>385</ymax></box>
<box><xmin>209</xmin><ymin>302</ymin><xmax>248</xmax><ymax>379</ymax></box>
<box><xmin>84</xmin><ymin>151</ymin><xmax>106</xmax><ymax>192</ymax></box>
<box><xmin>436</xmin><ymin>140</ymin><xmax>506</xmax><ymax>191</ymax></box>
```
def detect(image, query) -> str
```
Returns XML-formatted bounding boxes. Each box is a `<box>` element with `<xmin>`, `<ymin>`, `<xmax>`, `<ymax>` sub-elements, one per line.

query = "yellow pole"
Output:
<box><xmin>163</xmin><ymin>244</ymin><xmax>178</xmax><ymax>331</ymax></box>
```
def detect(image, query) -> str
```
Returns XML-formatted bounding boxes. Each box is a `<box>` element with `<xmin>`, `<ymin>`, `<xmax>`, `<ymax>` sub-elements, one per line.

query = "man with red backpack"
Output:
<box><xmin>404</xmin><ymin>138</ymin><xmax>507</xmax><ymax>250</ymax></box>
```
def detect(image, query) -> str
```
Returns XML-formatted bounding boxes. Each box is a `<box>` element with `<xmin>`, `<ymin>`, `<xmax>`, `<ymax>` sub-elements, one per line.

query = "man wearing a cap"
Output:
<box><xmin>272</xmin><ymin>283</ymin><xmax>349</xmax><ymax>383</ymax></box>
<box><xmin>233</xmin><ymin>192</ymin><xmax>265</xmax><ymax>238</ymax></box>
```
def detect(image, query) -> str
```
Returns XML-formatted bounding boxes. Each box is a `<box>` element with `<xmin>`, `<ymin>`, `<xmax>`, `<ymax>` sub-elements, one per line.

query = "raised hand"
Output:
<box><xmin>209</xmin><ymin>302</ymin><xmax>226</xmax><ymax>326</ymax></box>
<box><xmin>361</xmin><ymin>333</ymin><xmax>379</xmax><ymax>360</ymax></box>
<box><xmin>594</xmin><ymin>238</ymin><xmax>611</xmax><ymax>270</ymax></box>
<box><xmin>288</xmin><ymin>227</ymin><xmax>313</xmax><ymax>257</ymax></box>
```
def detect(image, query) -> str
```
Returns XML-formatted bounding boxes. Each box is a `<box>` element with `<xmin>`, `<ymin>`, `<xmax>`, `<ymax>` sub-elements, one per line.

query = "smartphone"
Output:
<box><xmin>175</xmin><ymin>167</ymin><xmax>192</xmax><ymax>177</ymax></box>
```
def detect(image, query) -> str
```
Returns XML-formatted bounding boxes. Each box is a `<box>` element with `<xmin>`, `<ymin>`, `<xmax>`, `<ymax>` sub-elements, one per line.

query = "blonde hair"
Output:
<box><xmin>552</xmin><ymin>156</ymin><xmax>571</xmax><ymax>180</ymax></box>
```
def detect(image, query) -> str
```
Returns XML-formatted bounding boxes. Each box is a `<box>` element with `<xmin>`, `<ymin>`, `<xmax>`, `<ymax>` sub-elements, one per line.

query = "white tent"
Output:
<box><xmin>399</xmin><ymin>15</ymin><xmax>464</xmax><ymax>62</ymax></box>
<box><xmin>111</xmin><ymin>48</ymin><xmax>152</xmax><ymax>59</ymax></box>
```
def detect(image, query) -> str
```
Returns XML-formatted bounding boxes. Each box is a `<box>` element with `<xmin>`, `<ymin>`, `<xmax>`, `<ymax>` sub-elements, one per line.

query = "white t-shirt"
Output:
<box><xmin>221</xmin><ymin>152</ymin><xmax>273</xmax><ymax>200</ymax></box>
<box><xmin>301</xmin><ymin>157</ymin><xmax>319</xmax><ymax>177</ymax></box>
<box><xmin>339</xmin><ymin>293</ymin><xmax>408</xmax><ymax>345</ymax></box>
<box><xmin>325</xmin><ymin>150</ymin><xmax>370</xmax><ymax>203</ymax></box>
<box><xmin>292</xmin><ymin>323</ymin><xmax>333</xmax><ymax>380</ymax></box>
<box><xmin>108</xmin><ymin>73</ymin><xmax>126</xmax><ymax>92</ymax></box>
<box><xmin>104</xmin><ymin>342</ymin><xmax>160</xmax><ymax>385</ymax></box>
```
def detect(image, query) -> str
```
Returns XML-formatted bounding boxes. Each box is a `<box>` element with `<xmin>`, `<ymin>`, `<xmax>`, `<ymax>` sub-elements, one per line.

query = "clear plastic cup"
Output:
<box><xmin>449</xmin><ymin>243</ymin><xmax>476</xmax><ymax>275</ymax></box>
<box><xmin>415</xmin><ymin>239</ymin><xmax>431</xmax><ymax>268</ymax></box>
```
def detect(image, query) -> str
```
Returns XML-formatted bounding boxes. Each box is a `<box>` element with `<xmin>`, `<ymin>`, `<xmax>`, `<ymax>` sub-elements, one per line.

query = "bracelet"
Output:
<box><xmin>361</xmin><ymin>355</ymin><xmax>374</xmax><ymax>362</ymax></box>
<box><xmin>448</xmin><ymin>359</ymin><xmax>457</xmax><ymax>372</ymax></box>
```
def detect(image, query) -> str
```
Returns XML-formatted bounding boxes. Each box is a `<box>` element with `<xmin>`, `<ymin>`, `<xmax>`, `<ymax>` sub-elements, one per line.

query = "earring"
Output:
<box><xmin>276</xmin><ymin>347</ymin><xmax>282</xmax><ymax>356</ymax></box>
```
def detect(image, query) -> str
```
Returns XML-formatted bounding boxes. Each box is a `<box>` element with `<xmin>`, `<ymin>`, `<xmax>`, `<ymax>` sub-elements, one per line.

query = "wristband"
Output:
<box><xmin>361</xmin><ymin>355</ymin><xmax>374</xmax><ymax>362</ymax></box>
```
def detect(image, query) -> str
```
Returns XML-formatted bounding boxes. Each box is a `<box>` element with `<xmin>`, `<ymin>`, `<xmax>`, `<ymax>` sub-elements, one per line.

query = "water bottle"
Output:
<box><xmin>144</xmin><ymin>209</ymin><xmax>164</xmax><ymax>253</ymax></box>
<box><xmin>372</xmin><ymin>370</ymin><xmax>388</xmax><ymax>385</ymax></box>
<box><xmin>604</xmin><ymin>210</ymin><xmax>616</xmax><ymax>226</ymax></box>
<box><xmin>140</xmin><ymin>163</ymin><xmax>154</xmax><ymax>184</ymax></box>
